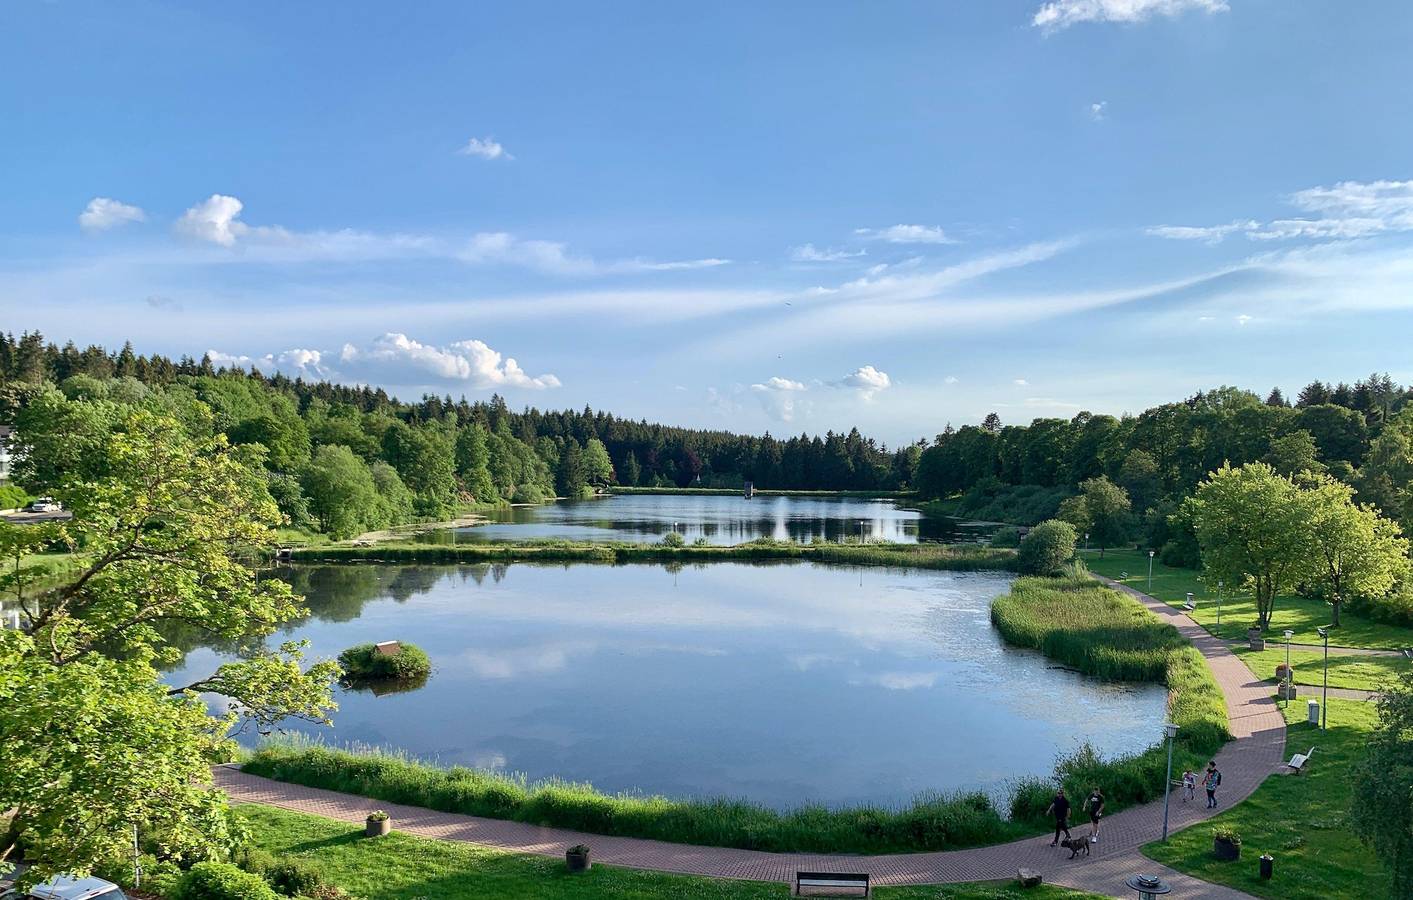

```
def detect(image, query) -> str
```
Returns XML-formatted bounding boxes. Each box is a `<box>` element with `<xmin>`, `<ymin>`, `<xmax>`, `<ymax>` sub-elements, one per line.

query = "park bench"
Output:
<box><xmin>794</xmin><ymin>871</ymin><xmax>870</xmax><ymax>897</ymax></box>
<box><xmin>1285</xmin><ymin>747</ymin><xmax>1316</xmax><ymax>774</ymax></box>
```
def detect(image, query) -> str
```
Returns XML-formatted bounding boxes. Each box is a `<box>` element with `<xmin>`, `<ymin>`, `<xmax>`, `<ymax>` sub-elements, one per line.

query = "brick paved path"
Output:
<box><xmin>219</xmin><ymin>578</ymin><xmax>1285</xmax><ymax>899</ymax></box>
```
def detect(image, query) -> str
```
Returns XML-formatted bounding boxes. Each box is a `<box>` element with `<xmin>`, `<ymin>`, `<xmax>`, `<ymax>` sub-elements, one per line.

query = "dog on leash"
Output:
<box><xmin>1060</xmin><ymin>836</ymin><xmax>1091</xmax><ymax>859</ymax></box>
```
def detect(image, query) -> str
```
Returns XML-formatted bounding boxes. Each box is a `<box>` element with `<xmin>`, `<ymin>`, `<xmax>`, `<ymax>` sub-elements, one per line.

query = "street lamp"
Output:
<box><xmin>1147</xmin><ymin>549</ymin><xmax>1155</xmax><ymax>592</ymax></box>
<box><xmin>1216</xmin><ymin>580</ymin><xmax>1223</xmax><ymax>627</ymax></box>
<box><xmin>1084</xmin><ymin>532</ymin><xmax>1090</xmax><ymax>551</ymax></box>
<box><xmin>1161</xmin><ymin>722</ymin><xmax>1179</xmax><ymax>841</ymax></box>
<box><xmin>1282</xmin><ymin>630</ymin><xmax>1294</xmax><ymax>708</ymax></box>
<box><xmin>1316</xmin><ymin>626</ymin><xmax>1330</xmax><ymax>731</ymax></box>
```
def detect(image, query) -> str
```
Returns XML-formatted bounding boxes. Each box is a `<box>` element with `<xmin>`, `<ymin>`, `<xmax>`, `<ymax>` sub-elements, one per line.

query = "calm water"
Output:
<box><xmin>419</xmin><ymin>494</ymin><xmax>989</xmax><ymax>545</ymax></box>
<box><xmin>175</xmin><ymin>562</ymin><xmax>1167</xmax><ymax>809</ymax></box>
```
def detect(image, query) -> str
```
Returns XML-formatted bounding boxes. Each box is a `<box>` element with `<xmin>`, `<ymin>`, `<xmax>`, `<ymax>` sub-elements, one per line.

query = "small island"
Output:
<box><xmin>338</xmin><ymin>641</ymin><xmax>433</xmax><ymax>683</ymax></box>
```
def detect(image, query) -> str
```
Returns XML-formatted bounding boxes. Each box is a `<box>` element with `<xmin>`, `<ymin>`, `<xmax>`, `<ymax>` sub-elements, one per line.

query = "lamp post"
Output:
<box><xmin>1216</xmin><ymin>580</ymin><xmax>1223</xmax><ymax>627</ymax></box>
<box><xmin>1147</xmin><ymin>549</ymin><xmax>1155</xmax><ymax>593</ymax></box>
<box><xmin>1283</xmin><ymin>629</ymin><xmax>1294</xmax><ymax>707</ymax></box>
<box><xmin>1161</xmin><ymin>722</ymin><xmax>1179</xmax><ymax>841</ymax></box>
<box><xmin>1084</xmin><ymin>532</ymin><xmax>1090</xmax><ymax>552</ymax></box>
<box><xmin>1316</xmin><ymin>626</ymin><xmax>1330</xmax><ymax>731</ymax></box>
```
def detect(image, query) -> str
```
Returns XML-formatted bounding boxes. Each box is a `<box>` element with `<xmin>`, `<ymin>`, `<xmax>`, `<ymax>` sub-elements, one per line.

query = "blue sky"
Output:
<box><xmin>5</xmin><ymin>0</ymin><xmax>1413</xmax><ymax>444</ymax></box>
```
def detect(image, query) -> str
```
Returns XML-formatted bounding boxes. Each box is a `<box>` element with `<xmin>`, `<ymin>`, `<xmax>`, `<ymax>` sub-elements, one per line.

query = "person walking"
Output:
<box><xmin>1083</xmin><ymin>787</ymin><xmax>1105</xmax><ymax>842</ymax></box>
<box><xmin>1181</xmin><ymin>768</ymin><xmax>1197</xmax><ymax>803</ymax></box>
<box><xmin>1204</xmin><ymin>761</ymin><xmax>1222</xmax><ymax>808</ymax></box>
<box><xmin>1045</xmin><ymin>788</ymin><xmax>1072</xmax><ymax>847</ymax></box>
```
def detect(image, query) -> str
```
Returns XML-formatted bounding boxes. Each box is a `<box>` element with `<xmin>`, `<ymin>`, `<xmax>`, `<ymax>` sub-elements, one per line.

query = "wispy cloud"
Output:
<box><xmin>1033</xmin><ymin>0</ymin><xmax>1228</xmax><ymax>31</ymax></box>
<box><xmin>79</xmin><ymin>197</ymin><xmax>146</xmax><ymax>232</ymax></box>
<box><xmin>750</xmin><ymin>376</ymin><xmax>809</xmax><ymax>421</ymax></box>
<box><xmin>458</xmin><ymin>137</ymin><xmax>512</xmax><ymax>161</ymax></box>
<box><xmin>173</xmin><ymin>194</ymin><xmax>436</xmax><ymax>260</ymax></box>
<box><xmin>1148</xmin><ymin>179</ymin><xmax>1413</xmax><ymax>245</ymax></box>
<box><xmin>339</xmin><ymin>332</ymin><xmax>561</xmax><ymax>389</ymax></box>
<box><xmin>854</xmin><ymin>224</ymin><xmax>954</xmax><ymax>245</ymax></box>
<box><xmin>790</xmin><ymin>243</ymin><xmax>867</xmax><ymax>262</ymax></box>
<box><xmin>458</xmin><ymin>231</ymin><xmax>730</xmax><ymax>276</ymax></box>
<box><xmin>1089</xmin><ymin>101</ymin><xmax>1108</xmax><ymax>121</ymax></box>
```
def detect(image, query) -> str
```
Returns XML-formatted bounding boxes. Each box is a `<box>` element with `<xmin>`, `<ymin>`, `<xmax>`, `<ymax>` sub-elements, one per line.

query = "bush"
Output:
<box><xmin>265</xmin><ymin>858</ymin><xmax>325</xmax><ymax>897</ymax></box>
<box><xmin>989</xmin><ymin>525</ymin><xmax>1024</xmax><ymax>548</ymax></box>
<box><xmin>0</xmin><ymin>484</ymin><xmax>30</xmax><ymax>510</ymax></box>
<box><xmin>659</xmin><ymin>531</ymin><xmax>685</xmax><ymax>548</ymax></box>
<box><xmin>177</xmin><ymin>862</ymin><xmax>279</xmax><ymax>900</ymax></box>
<box><xmin>1016</xmin><ymin>519</ymin><xmax>1076</xmax><ymax>575</ymax></box>
<box><xmin>233</xmin><ymin>847</ymin><xmax>276</xmax><ymax>876</ymax></box>
<box><xmin>337</xmin><ymin>642</ymin><xmax>432</xmax><ymax>681</ymax></box>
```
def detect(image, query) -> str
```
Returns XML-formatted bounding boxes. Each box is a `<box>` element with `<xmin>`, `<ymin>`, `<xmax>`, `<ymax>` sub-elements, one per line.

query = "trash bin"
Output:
<box><xmin>1307</xmin><ymin>699</ymin><xmax>1320</xmax><ymax>725</ymax></box>
<box><xmin>1260</xmin><ymin>854</ymin><xmax>1273</xmax><ymax>880</ymax></box>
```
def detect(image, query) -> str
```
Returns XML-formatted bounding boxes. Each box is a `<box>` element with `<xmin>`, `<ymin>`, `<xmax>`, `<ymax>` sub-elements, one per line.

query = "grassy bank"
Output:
<box><xmin>1232</xmin><ymin>645</ymin><xmax>1407</xmax><ymax>692</ymax></box>
<box><xmin>607</xmin><ymin>486</ymin><xmax>916</xmax><ymax>499</ymax></box>
<box><xmin>1143</xmin><ymin>697</ymin><xmax>1389</xmax><ymax>899</ymax></box>
<box><xmin>290</xmin><ymin>539</ymin><xmax>1017</xmax><ymax>572</ymax></box>
<box><xmin>991</xmin><ymin>574</ymin><xmax>1231</xmax><ymax>817</ymax></box>
<box><xmin>237</xmin><ymin>804</ymin><xmax>1101</xmax><ymax>900</ymax></box>
<box><xmin>241</xmin><ymin>740</ymin><xmax>1031</xmax><ymax>855</ymax></box>
<box><xmin>1081</xmin><ymin>548</ymin><xmax>1413</xmax><ymax>653</ymax></box>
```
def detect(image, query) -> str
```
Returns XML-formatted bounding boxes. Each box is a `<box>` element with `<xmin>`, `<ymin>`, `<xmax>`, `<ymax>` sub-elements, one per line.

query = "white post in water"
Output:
<box><xmin>1161</xmin><ymin>722</ymin><xmax>1179</xmax><ymax>841</ymax></box>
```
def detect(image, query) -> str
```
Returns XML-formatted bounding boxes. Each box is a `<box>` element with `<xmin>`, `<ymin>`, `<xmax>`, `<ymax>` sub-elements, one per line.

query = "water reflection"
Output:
<box><xmin>170</xmin><ymin>561</ymin><xmax>1166</xmax><ymax>810</ymax></box>
<box><xmin>419</xmin><ymin>494</ymin><xmax>991</xmax><ymax>545</ymax></box>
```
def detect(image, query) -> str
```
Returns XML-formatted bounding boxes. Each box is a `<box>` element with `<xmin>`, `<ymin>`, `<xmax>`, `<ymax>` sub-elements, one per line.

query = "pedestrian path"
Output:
<box><xmin>218</xmin><ymin>577</ymin><xmax>1286</xmax><ymax>899</ymax></box>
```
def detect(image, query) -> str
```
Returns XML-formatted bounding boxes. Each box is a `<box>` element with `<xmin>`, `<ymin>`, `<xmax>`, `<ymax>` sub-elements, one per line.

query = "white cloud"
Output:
<box><xmin>1033</xmin><ymin>0</ymin><xmax>1228</xmax><ymax>31</ymax></box>
<box><xmin>175</xmin><ymin>194</ymin><xmax>255</xmax><ymax>246</ymax></box>
<box><xmin>854</xmin><ymin>224</ymin><xmax>954</xmax><ymax>245</ymax></box>
<box><xmin>1089</xmin><ymin>101</ymin><xmax>1108</xmax><ymax>121</ymax></box>
<box><xmin>1013</xmin><ymin>378</ymin><xmax>1030</xmax><ymax>386</ymax></box>
<box><xmin>172</xmin><ymin>194</ymin><xmax>438</xmax><ymax>260</ymax></box>
<box><xmin>458</xmin><ymin>137</ymin><xmax>512</xmax><ymax>161</ymax></box>
<box><xmin>339</xmin><ymin>332</ymin><xmax>561</xmax><ymax>389</ymax></box>
<box><xmin>206</xmin><ymin>347</ymin><xmax>328</xmax><ymax>378</ymax></box>
<box><xmin>944</xmin><ymin>376</ymin><xmax>960</xmax><ymax>384</ymax></box>
<box><xmin>791</xmin><ymin>243</ymin><xmax>867</xmax><ymax>262</ymax></box>
<box><xmin>78</xmin><ymin>197</ymin><xmax>146</xmax><ymax>232</ymax></box>
<box><xmin>1149</xmin><ymin>180</ymin><xmax>1413</xmax><ymax>245</ymax></box>
<box><xmin>837</xmin><ymin>365</ymin><xmax>893</xmax><ymax>399</ymax></box>
<box><xmin>1236</xmin><ymin>313</ymin><xmax>1253</xmax><ymax>325</ymax></box>
<box><xmin>750</xmin><ymin>376</ymin><xmax>808</xmax><ymax>421</ymax></box>
<box><xmin>460</xmin><ymin>231</ymin><xmax>729</xmax><ymax>276</ymax></box>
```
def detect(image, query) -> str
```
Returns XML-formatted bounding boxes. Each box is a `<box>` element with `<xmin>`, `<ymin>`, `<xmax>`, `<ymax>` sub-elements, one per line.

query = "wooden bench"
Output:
<box><xmin>1285</xmin><ymin>746</ymin><xmax>1316</xmax><ymax>774</ymax></box>
<box><xmin>795</xmin><ymin>871</ymin><xmax>870</xmax><ymax>897</ymax></box>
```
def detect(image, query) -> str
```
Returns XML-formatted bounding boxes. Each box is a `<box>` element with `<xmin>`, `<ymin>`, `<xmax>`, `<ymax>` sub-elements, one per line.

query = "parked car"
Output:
<box><xmin>1</xmin><ymin>875</ymin><xmax>127</xmax><ymax>900</ymax></box>
<box><xmin>22</xmin><ymin>498</ymin><xmax>62</xmax><ymax>513</ymax></box>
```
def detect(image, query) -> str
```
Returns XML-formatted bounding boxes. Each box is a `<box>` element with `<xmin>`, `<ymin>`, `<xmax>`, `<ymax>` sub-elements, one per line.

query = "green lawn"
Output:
<box><xmin>1232</xmin><ymin>646</ymin><xmax>1408</xmax><ymax>692</ymax></box>
<box><xmin>1142</xmin><ymin>697</ymin><xmax>1389</xmax><ymax>899</ymax></box>
<box><xmin>236</xmin><ymin>804</ymin><xmax>1100</xmax><ymax>900</ymax></box>
<box><xmin>1080</xmin><ymin>548</ymin><xmax>1413</xmax><ymax>651</ymax></box>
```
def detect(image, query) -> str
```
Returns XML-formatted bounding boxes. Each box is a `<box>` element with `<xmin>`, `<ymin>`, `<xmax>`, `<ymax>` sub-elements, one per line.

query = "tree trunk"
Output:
<box><xmin>1331</xmin><ymin>597</ymin><xmax>1342</xmax><ymax>627</ymax></box>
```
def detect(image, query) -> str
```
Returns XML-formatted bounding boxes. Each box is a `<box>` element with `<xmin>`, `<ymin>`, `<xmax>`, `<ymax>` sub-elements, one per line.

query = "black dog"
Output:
<box><xmin>1060</xmin><ymin>836</ymin><xmax>1091</xmax><ymax>859</ymax></box>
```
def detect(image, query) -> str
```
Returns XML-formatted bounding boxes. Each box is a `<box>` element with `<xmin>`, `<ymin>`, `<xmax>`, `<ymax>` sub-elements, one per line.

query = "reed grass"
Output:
<box><xmin>991</xmin><ymin>573</ymin><xmax>1231</xmax><ymax>822</ymax></box>
<box><xmin>242</xmin><ymin>737</ymin><xmax>1028</xmax><ymax>854</ymax></box>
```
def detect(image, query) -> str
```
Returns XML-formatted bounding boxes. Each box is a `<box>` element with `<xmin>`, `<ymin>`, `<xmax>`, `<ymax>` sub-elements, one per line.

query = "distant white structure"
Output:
<box><xmin>0</xmin><ymin>425</ymin><xmax>12</xmax><ymax>483</ymax></box>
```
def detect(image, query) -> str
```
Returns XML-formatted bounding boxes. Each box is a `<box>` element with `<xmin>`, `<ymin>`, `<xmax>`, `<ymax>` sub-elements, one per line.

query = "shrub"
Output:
<box><xmin>989</xmin><ymin>526</ymin><xmax>1024</xmax><ymax>548</ymax></box>
<box><xmin>177</xmin><ymin>862</ymin><xmax>279</xmax><ymax>900</ymax></box>
<box><xmin>233</xmin><ymin>847</ymin><xmax>276</xmax><ymax>876</ymax></box>
<box><xmin>659</xmin><ymin>531</ymin><xmax>685</xmax><ymax>548</ymax></box>
<box><xmin>265</xmin><ymin>858</ymin><xmax>325</xmax><ymax>897</ymax></box>
<box><xmin>338</xmin><ymin>642</ymin><xmax>432</xmax><ymax>681</ymax></box>
<box><xmin>0</xmin><ymin>484</ymin><xmax>30</xmax><ymax>509</ymax></box>
<box><xmin>1017</xmin><ymin>519</ymin><xmax>1077</xmax><ymax>575</ymax></box>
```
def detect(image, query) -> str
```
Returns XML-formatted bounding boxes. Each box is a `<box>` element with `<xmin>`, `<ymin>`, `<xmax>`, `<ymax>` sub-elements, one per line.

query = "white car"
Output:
<box><xmin>22</xmin><ymin>499</ymin><xmax>62</xmax><ymax>513</ymax></box>
<box><xmin>2</xmin><ymin>875</ymin><xmax>127</xmax><ymax>900</ymax></box>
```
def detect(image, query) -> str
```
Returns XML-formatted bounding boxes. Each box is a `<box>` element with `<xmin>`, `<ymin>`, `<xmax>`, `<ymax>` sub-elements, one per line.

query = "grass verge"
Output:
<box><xmin>1080</xmin><ymin>548</ymin><xmax>1413</xmax><ymax>652</ymax></box>
<box><xmin>1143</xmin><ymin>696</ymin><xmax>1389</xmax><ymax>899</ymax></box>
<box><xmin>290</xmin><ymin>539</ymin><xmax>1017</xmax><ymax>572</ymax></box>
<box><xmin>241</xmin><ymin>739</ymin><xmax>1030</xmax><ymax>855</ymax></box>
<box><xmin>1231</xmin><ymin>646</ymin><xmax>1406</xmax><ymax>693</ymax></box>
<box><xmin>236</xmin><ymin>803</ymin><xmax>1102</xmax><ymax>900</ymax></box>
<box><xmin>991</xmin><ymin>573</ymin><xmax>1231</xmax><ymax>819</ymax></box>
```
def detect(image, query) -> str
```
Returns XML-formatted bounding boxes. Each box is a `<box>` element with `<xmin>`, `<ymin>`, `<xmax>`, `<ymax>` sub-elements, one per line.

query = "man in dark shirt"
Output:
<box><xmin>1045</xmin><ymin>788</ymin><xmax>1072</xmax><ymax>846</ymax></box>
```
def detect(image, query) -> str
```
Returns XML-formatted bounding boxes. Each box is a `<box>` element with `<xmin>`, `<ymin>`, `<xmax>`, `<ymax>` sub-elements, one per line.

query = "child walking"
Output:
<box><xmin>1181</xmin><ymin>768</ymin><xmax>1197</xmax><ymax>803</ymax></box>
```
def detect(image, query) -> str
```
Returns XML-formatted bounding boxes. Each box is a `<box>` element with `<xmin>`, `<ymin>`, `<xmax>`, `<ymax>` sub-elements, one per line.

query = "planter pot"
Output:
<box><xmin>565</xmin><ymin>849</ymin><xmax>591</xmax><ymax>872</ymax></box>
<box><xmin>1278</xmin><ymin>681</ymin><xmax>1299</xmax><ymax>700</ymax></box>
<box><xmin>365</xmin><ymin>817</ymin><xmax>390</xmax><ymax>837</ymax></box>
<box><xmin>1275</xmin><ymin>663</ymin><xmax>1293</xmax><ymax>680</ymax></box>
<box><xmin>1213</xmin><ymin>837</ymin><xmax>1241</xmax><ymax>861</ymax></box>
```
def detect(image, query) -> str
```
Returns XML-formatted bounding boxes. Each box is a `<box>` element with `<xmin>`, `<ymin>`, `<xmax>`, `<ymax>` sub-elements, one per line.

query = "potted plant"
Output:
<box><xmin>365</xmin><ymin>810</ymin><xmax>391</xmax><ymax>837</ymax></box>
<box><xmin>1274</xmin><ymin>663</ymin><xmax>1293</xmax><ymax>680</ymax></box>
<box><xmin>1212</xmin><ymin>828</ymin><xmax>1242</xmax><ymax>861</ymax></box>
<box><xmin>565</xmin><ymin>844</ymin><xmax>591</xmax><ymax>872</ymax></box>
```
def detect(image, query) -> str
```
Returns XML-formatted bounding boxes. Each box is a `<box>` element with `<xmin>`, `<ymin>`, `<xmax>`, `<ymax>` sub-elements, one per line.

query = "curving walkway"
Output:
<box><xmin>218</xmin><ymin>577</ymin><xmax>1286</xmax><ymax>899</ymax></box>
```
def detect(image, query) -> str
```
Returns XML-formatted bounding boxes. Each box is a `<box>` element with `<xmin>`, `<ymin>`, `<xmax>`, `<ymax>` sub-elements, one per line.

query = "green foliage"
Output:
<box><xmin>1264</xmin><ymin>429</ymin><xmax>1326</xmax><ymax>478</ymax></box>
<box><xmin>659</xmin><ymin>531</ymin><xmax>686</xmax><ymax>548</ymax></box>
<box><xmin>1351</xmin><ymin>667</ymin><xmax>1413</xmax><ymax>895</ymax></box>
<box><xmin>0</xmin><ymin>484</ymin><xmax>31</xmax><ymax>509</ymax></box>
<box><xmin>242</xmin><ymin>742</ymin><xmax>1026</xmax><ymax>854</ymax></box>
<box><xmin>555</xmin><ymin>440</ymin><xmax>587</xmax><ymax>498</ymax></box>
<box><xmin>990</xmin><ymin>575</ymin><xmax>1229</xmax><ymax>813</ymax></box>
<box><xmin>337</xmin><ymin>642</ymin><xmax>432</xmax><ymax>681</ymax></box>
<box><xmin>264</xmin><ymin>857</ymin><xmax>327</xmax><ymax>897</ymax></box>
<box><xmin>453</xmin><ymin>424</ymin><xmax>498</xmax><ymax>503</ymax></box>
<box><xmin>300</xmin><ymin>445</ymin><xmax>386</xmax><ymax>539</ymax></box>
<box><xmin>989</xmin><ymin>525</ymin><xmax>1024</xmax><ymax>548</ymax></box>
<box><xmin>177</xmin><ymin>862</ymin><xmax>279</xmax><ymax>900</ymax></box>
<box><xmin>582</xmin><ymin>438</ymin><xmax>615</xmax><ymax>486</ymax></box>
<box><xmin>1017</xmin><ymin>519</ymin><xmax>1077</xmax><ymax>575</ymax></box>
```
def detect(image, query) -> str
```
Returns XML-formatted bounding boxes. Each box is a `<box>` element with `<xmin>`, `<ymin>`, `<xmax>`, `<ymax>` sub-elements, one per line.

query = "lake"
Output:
<box><xmin>418</xmin><ymin>493</ymin><xmax>989</xmax><ymax>545</ymax></box>
<box><xmin>175</xmin><ymin>561</ymin><xmax>1168</xmax><ymax>810</ymax></box>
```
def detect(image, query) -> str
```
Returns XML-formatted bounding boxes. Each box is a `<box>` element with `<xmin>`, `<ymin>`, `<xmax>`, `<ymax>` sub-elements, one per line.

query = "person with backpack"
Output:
<box><xmin>1045</xmin><ymin>788</ymin><xmax>1072</xmax><ymax>847</ymax></box>
<box><xmin>1204</xmin><ymin>761</ymin><xmax>1222</xmax><ymax>808</ymax></box>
